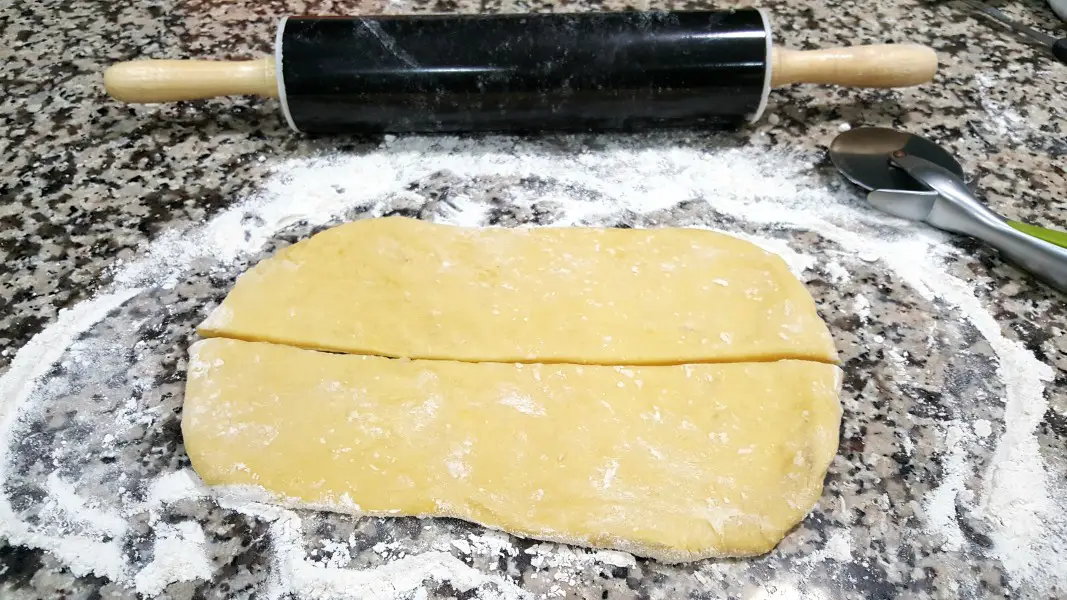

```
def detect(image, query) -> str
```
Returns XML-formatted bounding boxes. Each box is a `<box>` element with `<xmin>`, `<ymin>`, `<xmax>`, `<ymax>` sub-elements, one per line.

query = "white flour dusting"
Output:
<box><xmin>499</xmin><ymin>393</ymin><xmax>545</xmax><ymax>416</ymax></box>
<box><xmin>147</xmin><ymin>469</ymin><xmax>208</xmax><ymax>507</ymax></box>
<box><xmin>798</xmin><ymin>529</ymin><xmax>852</xmax><ymax>568</ymax></box>
<box><xmin>134</xmin><ymin>521</ymin><xmax>215</xmax><ymax>596</ymax></box>
<box><xmin>852</xmin><ymin>294</ymin><xmax>872</xmax><ymax>323</ymax></box>
<box><xmin>824</xmin><ymin>260</ymin><xmax>850</xmax><ymax>284</ymax></box>
<box><xmin>0</xmin><ymin>289</ymin><xmax>141</xmax><ymax>582</ymax></box>
<box><xmin>0</xmin><ymin>134</ymin><xmax>1062</xmax><ymax>596</ymax></box>
<box><xmin>214</xmin><ymin>491</ymin><xmax>528</xmax><ymax>600</ymax></box>
<box><xmin>921</xmin><ymin>422</ymin><xmax>970</xmax><ymax>551</ymax></box>
<box><xmin>974</xmin><ymin>73</ymin><xmax>1030</xmax><ymax>143</ymax></box>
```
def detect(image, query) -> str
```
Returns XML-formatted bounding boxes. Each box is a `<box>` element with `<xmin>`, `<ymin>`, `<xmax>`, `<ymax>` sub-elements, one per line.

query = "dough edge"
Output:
<box><xmin>210</xmin><ymin>466</ymin><xmax>839</xmax><ymax>565</ymax></box>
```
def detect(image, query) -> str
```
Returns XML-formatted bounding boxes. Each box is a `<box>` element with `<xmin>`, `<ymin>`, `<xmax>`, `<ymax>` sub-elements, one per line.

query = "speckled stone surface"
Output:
<box><xmin>1</xmin><ymin>0</ymin><xmax>1066</xmax><ymax>598</ymax></box>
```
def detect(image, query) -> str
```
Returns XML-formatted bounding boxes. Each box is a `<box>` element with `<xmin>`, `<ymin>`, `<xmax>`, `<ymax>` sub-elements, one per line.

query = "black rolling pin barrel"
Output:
<box><xmin>103</xmin><ymin>9</ymin><xmax>939</xmax><ymax>134</ymax></box>
<box><xmin>280</xmin><ymin>11</ymin><xmax>768</xmax><ymax>133</ymax></box>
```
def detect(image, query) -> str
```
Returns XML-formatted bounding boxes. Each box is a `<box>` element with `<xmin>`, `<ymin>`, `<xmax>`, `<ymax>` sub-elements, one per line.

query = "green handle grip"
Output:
<box><xmin>1008</xmin><ymin>220</ymin><xmax>1067</xmax><ymax>249</ymax></box>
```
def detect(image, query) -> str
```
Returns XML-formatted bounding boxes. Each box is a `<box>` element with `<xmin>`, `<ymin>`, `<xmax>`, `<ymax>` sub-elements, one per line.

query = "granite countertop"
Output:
<box><xmin>2</xmin><ymin>0</ymin><xmax>1066</xmax><ymax>598</ymax></box>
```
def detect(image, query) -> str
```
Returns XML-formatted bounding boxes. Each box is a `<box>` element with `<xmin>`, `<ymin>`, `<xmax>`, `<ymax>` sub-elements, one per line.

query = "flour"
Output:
<box><xmin>0</xmin><ymin>289</ymin><xmax>141</xmax><ymax>582</ymax></box>
<box><xmin>134</xmin><ymin>521</ymin><xmax>216</xmax><ymax>596</ymax></box>
<box><xmin>599</xmin><ymin>459</ymin><xmax>620</xmax><ymax>489</ymax></box>
<box><xmin>852</xmin><ymin>294</ymin><xmax>872</xmax><ymax>323</ymax></box>
<box><xmin>921</xmin><ymin>422</ymin><xmax>970</xmax><ymax>551</ymax></box>
<box><xmin>499</xmin><ymin>393</ymin><xmax>545</xmax><ymax>416</ymax></box>
<box><xmin>43</xmin><ymin>472</ymin><xmax>128</xmax><ymax>538</ymax></box>
<box><xmin>974</xmin><ymin>73</ymin><xmax>1030</xmax><ymax>143</ymax></box>
<box><xmin>228</xmin><ymin>498</ymin><xmax>528</xmax><ymax>600</ymax></box>
<box><xmin>147</xmin><ymin>469</ymin><xmax>209</xmax><ymax>506</ymax></box>
<box><xmin>798</xmin><ymin>529</ymin><xmax>853</xmax><ymax>567</ymax></box>
<box><xmin>824</xmin><ymin>261</ymin><xmax>850</xmax><ymax>284</ymax></box>
<box><xmin>0</xmin><ymin>133</ymin><xmax>1061</xmax><ymax>597</ymax></box>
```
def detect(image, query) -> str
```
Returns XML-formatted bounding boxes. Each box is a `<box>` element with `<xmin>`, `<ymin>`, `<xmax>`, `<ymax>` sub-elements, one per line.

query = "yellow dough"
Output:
<box><xmin>198</xmin><ymin>217</ymin><xmax>838</xmax><ymax>365</ymax></box>
<box><xmin>183</xmin><ymin>338</ymin><xmax>842</xmax><ymax>562</ymax></box>
<box><xmin>187</xmin><ymin>218</ymin><xmax>843</xmax><ymax>560</ymax></box>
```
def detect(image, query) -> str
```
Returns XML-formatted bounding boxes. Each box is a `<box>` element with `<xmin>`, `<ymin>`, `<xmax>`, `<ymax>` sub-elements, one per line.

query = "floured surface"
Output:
<box><xmin>199</xmin><ymin>217</ymin><xmax>837</xmax><ymax>365</ymax></box>
<box><xmin>183</xmin><ymin>339</ymin><xmax>843</xmax><ymax>562</ymax></box>
<box><xmin>1</xmin><ymin>133</ymin><xmax>1064</xmax><ymax>599</ymax></box>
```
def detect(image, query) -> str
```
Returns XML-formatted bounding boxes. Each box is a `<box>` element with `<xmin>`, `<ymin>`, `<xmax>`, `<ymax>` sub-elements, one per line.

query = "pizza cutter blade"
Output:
<box><xmin>829</xmin><ymin>126</ymin><xmax>1067</xmax><ymax>293</ymax></box>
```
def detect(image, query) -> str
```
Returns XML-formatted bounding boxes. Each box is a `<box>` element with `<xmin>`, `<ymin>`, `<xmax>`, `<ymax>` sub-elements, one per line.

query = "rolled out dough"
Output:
<box><xmin>183</xmin><ymin>338</ymin><xmax>842</xmax><ymax>562</ymax></box>
<box><xmin>198</xmin><ymin>217</ymin><xmax>838</xmax><ymax>365</ymax></box>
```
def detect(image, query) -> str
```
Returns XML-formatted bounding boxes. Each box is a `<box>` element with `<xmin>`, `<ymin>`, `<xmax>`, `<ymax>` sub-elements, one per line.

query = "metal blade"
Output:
<box><xmin>829</xmin><ymin>127</ymin><xmax>965</xmax><ymax>193</ymax></box>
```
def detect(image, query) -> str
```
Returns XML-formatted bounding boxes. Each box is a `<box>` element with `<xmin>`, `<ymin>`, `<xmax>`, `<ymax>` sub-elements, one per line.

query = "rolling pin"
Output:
<box><xmin>104</xmin><ymin>9</ymin><xmax>939</xmax><ymax>134</ymax></box>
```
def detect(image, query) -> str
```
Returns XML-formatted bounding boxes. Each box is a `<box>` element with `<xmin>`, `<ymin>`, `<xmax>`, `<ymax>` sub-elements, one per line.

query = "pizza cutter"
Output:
<box><xmin>829</xmin><ymin>127</ymin><xmax>1067</xmax><ymax>293</ymax></box>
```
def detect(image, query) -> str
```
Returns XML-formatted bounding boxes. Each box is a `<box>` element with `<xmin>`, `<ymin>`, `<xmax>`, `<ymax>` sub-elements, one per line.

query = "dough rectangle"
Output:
<box><xmin>198</xmin><ymin>217</ymin><xmax>838</xmax><ymax>365</ymax></box>
<box><xmin>183</xmin><ymin>338</ymin><xmax>842</xmax><ymax>562</ymax></box>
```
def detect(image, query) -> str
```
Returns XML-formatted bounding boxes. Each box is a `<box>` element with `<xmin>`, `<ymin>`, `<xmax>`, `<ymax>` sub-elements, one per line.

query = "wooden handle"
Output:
<box><xmin>771</xmin><ymin>44</ymin><xmax>938</xmax><ymax>88</ymax></box>
<box><xmin>103</xmin><ymin>58</ymin><xmax>278</xmax><ymax>103</ymax></box>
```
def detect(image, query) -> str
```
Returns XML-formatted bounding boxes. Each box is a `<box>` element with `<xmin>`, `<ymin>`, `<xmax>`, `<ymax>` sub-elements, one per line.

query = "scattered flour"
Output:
<box><xmin>0</xmin><ymin>133</ymin><xmax>1061</xmax><ymax>596</ymax></box>
<box><xmin>974</xmin><ymin>73</ymin><xmax>1029</xmax><ymax>143</ymax></box>
<box><xmin>798</xmin><ymin>529</ymin><xmax>853</xmax><ymax>567</ymax></box>
<box><xmin>0</xmin><ymin>289</ymin><xmax>142</xmax><ymax>583</ymax></box>
<box><xmin>214</xmin><ymin>495</ymin><xmax>528</xmax><ymax>600</ymax></box>
<box><xmin>499</xmin><ymin>393</ymin><xmax>545</xmax><ymax>416</ymax></box>
<box><xmin>599</xmin><ymin>460</ymin><xmax>620</xmax><ymax>489</ymax></box>
<box><xmin>921</xmin><ymin>423</ymin><xmax>970</xmax><ymax>551</ymax></box>
<box><xmin>824</xmin><ymin>260</ymin><xmax>850</xmax><ymax>284</ymax></box>
<box><xmin>852</xmin><ymin>294</ymin><xmax>872</xmax><ymax>323</ymax></box>
<box><xmin>43</xmin><ymin>472</ymin><xmax>129</xmax><ymax>539</ymax></box>
<box><xmin>147</xmin><ymin>469</ymin><xmax>209</xmax><ymax>506</ymax></box>
<box><xmin>490</xmin><ymin>539</ymin><xmax>639</xmax><ymax>591</ymax></box>
<box><xmin>134</xmin><ymin>521</ymin><xmax>215</xmax><ymax>597</ymax></box>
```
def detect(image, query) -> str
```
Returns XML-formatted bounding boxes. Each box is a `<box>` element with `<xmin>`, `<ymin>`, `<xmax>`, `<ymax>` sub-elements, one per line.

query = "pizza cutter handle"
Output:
<box><xmin>896</xmin><ymin>153</ymin><xmax>1067</xmax><ymax>293</ymax></box>
<box><xmin>771</xmin><ymin>44</ymin><xmax>938</xmax><ymax>88</ymax></box>
<box><xmin>984</xmin><ymin>222</ymin><xmax>1067</xmax><ymax>292</ymax></box>
<box><xmin>103</xmin><ymin>58</ymin><xmax>278</xmax><ymax>103</ymax></box>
